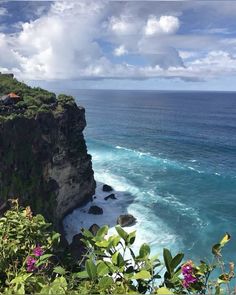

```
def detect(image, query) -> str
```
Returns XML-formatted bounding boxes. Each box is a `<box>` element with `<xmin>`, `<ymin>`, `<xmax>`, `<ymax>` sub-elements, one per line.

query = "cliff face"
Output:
<box><xmin>0</xmin><ymin>97</ymin><xmax>96</xmax><ymax>227</ymax></box>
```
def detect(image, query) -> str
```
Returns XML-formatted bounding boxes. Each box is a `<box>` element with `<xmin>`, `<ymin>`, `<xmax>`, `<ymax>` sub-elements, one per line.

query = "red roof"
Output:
<box><xmin>8</xmin><ymin>92</ymin><xmax>20</xmax><ymax>99</ymax></box>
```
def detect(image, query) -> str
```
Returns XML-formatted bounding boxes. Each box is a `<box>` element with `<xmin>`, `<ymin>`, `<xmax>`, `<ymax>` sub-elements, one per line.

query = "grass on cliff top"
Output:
<box><xmin>0</xmin><ymin>74</ymin><xmax>75</xmax><ymax>121</ymax></box>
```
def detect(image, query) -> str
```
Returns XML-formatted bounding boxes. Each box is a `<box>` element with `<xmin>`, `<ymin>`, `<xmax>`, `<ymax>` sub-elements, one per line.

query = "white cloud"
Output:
<box><xmin>0</xmin><ymin>7</ymin><xmax>7</xmax><ymax>16</ymax></box>
<box><xmin>0</xmin><ymin>0</ymin><xmax>107</xmax><ymax>80</ymax></box>
<box><xmin>108</xmin><ymin>16</ymin><xmax>139</xmax><ymax>35</ymax></box>
<box><xmin>0</xmin><ymin>0</ymin><xmax>236</xmax><ymax>84</ymax></box>
<box><xmin>179</xmin><ymin>51</ymin><xmax>197</xmax><ymax>59</ymax></box>
<box><xmin>145</xmin><ymin>15</ymin><xmax>180</xmax><ymax>36</ymax></box>
<box><xmin>113</xmin><ymin>45</ymin><xmax>128</xmax><ymax>56</ymax></box>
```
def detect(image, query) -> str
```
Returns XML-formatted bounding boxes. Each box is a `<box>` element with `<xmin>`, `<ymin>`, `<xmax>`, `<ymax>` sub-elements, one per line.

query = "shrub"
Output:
<box><xmin>38</xmin><ymin>104</ymin><xmax>51</xmax><ymax>113</ymax></box>
<box><xmin>58</xmin><ymin>94</ymin><xmax>75</xmax><ymax>106</ymax></box>
<box><xmin>35</xmin><ymin>93</ymin><xmax>56</xmax><ymax>105</ymax></box>
<box><xmin>0</xmin><ymin>201</ymin><xmax>235</xmax><ymax>294</ymax></box>
<box><xmin>0</xmin><ymin>200</ymin><xmax>60</xmax><ymax>294</ymax></box>
<box><xmin>0</xmin><ymin>74</ymin><xmax>77</xmax><ymax>121</ymax></box>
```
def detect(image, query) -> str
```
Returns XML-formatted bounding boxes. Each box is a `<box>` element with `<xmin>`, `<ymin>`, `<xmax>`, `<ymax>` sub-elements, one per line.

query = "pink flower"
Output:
<box><xmin>33</xmin><ymin>246</ymin><xmax>43</xmax><ymax>257</ymax></box>
<box><xmin>181</xmin><ymin>260</ymin><xmax>193</xmax><ymax>275</ymax></box>
<box><xmin>26</xmin><ymin>256</ymin><xmax>37</xmax><ymax>272</ymax></box>
<box><xmin>181</xmin><ymin>260</ymin><xmax>198</xmax><ymax>288</ymax></box>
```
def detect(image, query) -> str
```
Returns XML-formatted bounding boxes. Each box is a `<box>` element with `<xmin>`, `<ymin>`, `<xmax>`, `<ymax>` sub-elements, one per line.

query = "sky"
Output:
<box><xmin>1</xmin><ymin>1</ymin><xmax>236</xmax><ymax>91</ymax></box>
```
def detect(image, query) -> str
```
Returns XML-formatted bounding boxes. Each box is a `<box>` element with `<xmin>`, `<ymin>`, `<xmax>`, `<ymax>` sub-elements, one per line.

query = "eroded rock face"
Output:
<box><xmin>0</xmin><ymin>101</ymin><xmax>96</xmax><ymax>227</ymax></box>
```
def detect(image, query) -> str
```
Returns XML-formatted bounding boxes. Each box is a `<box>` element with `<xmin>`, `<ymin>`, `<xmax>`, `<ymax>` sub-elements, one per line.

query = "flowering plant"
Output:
<box><xmin>0</xmin><ymin>200</ymin><xmax>235</xmax><ymax>294</ymax></box>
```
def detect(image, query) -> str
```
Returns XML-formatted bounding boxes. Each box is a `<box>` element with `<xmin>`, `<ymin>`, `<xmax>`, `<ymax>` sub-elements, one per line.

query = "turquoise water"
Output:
<box><xmin>70</xmin><ymin>89</ymin><xmax>236</xmax><ymax>261</ymax></box>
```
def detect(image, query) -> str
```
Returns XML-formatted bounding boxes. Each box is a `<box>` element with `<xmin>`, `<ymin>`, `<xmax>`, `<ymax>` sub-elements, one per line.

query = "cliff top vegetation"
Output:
<box><xmin>0</xmin><ymin>73</ymin><xmax>75</xmax><ymax>121</ymax></box>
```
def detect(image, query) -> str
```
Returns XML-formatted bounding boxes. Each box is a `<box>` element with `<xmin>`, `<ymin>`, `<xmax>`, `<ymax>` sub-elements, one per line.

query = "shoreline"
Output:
<box><xmin>63</xmin><ymin>181</ymin><xmax>136</xmax><ymax>242</ymax></box>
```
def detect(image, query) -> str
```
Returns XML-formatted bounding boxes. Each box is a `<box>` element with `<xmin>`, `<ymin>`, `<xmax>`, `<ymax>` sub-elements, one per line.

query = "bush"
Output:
<box><xmin>0</xmin><ymin>200</ymin><xmax>60</xmax><ymax>294</ymax></box>
<box><xmin>0</xmin><ymin>200</ymin><xmax>235</xmax><ymax>294</ymax></box>
<box><xmin>0</xmin><ymin>74</ymin><xmax>78</xmax><ymax>120</ymax></box>
<box><xmin>58</xmin><ymin>94</ymin><xmax>75</xmax><ymax>106</ymax></box>
<box><xmin>35</xmin><ymin>93</ymin><xmax>56</xmax><ymax>105</ymax></box>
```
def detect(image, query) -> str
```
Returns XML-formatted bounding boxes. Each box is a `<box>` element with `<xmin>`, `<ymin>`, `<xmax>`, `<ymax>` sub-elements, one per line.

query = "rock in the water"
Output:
<box><xmin>89</xmin><ymin>224</ymin><xmax>100</xmax><ymax>236</ymax></box>
<box><xmin>102</xmin><ymin>184</ymin><xmax>113</xmax><ymax>192</ymax></box>
<box><xmin>88</xmin><ymin>205</ymin><xmax>103</xmax><ymax>215</ymax></box>
<box><xmin>104</xmin><ymin>193</ymin><xmax>117</xmax><ymax>201</ymax></box>
<box><xmin>117</xmin><ymin>214</ymin><xmax>136</xmax><ymax>227</ymax></box>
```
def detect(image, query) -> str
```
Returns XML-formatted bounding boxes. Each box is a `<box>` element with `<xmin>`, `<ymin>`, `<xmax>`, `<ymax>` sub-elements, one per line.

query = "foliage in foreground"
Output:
<box><xmin>0</xmin><ymin>200</ymin><xmax>235</xmax><ymax>294</ymax></box>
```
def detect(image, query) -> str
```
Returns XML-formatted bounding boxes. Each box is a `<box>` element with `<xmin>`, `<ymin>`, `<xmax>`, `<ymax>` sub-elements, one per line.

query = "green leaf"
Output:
<box><xmin>98</xmin><ymin>276</ymin><xmax>113</xmax><ymax>290</ymax></box>
<box><xmin>109</xmin><ymin>235</ymin><xmax>120</xmax><ymax>247</ymax></box>
<box><xmin>95</xmin><ymin>240</ymin><xmax>109</xmax><ymax>248</ymax></box>
<box><xmin>53</xmin><ymin>266</ymin><xmax>66</xmax><ymax>275</ymax></box>
<box><xmin>38</xmin><ymin>254</ymin><xmax>53</xmax><ymax>261</ymax></box>
<box><xmin>49</xmin><ymin>276</ymin><xmax>67</xmax><ymax>294</ymax></box>
<box><xmin>139</xmin><ymin>243</ymin><xmax>151</xmax><ymax>258</ymax></box>
<box><xmin>97</xmin><ymin>261</ymin><xmax>110</xmax><ymax>276</ymax></box>
<box><xmin>52</xmin><ymin>232</ymin><xmax>60</xmax><ymax>241</ymax></box>
<box><xmin>85</xmin><ymin>259</ymin><xmax>97</xmax><ymax>280</ymax></box>
<box><xmin>36</xmin><ymin>254</ymin><xmax>53</xmax><ymax>267</ymax></box>
<box><xmin>132</xmin><ymin>270</ymin><xmax>151</xmax><ymax>280</ymax></box>
<box><xmin>76</xmin><ymin>270</ymin><xmax>89</xmax><ymax>279</ymax></box>
<box><xmin>96</xmin><ymin>225</ymin><xmax>109</xmax><ymax>240</ymax></box>
<box><xmin>112</xmin><ymin>252</ymin><xmax>124</xmax><ymax>267</ymax></box>
<box><xmin>163</xmin><ymin>248</ymin><xmax>172</xmax><ymax>274</ymax></box>
<box><xmin>170</xmin><ymin>253</ymin><xmax>184</xmax><ymax>270</ymax></box>
<box><xmin>156</xmin><ymin>287</ymin><xmax>172</xmax><ymax>294</ymax></box>
<box><xmin>127</xmin><ymin>230</ymin><xmax>136</xmax><ymax>245</ymax></box>
<box><xmin>115</xmin><ymin>226</ymin><xmax>128</xmax><ymax>241</ymax></box>
<box><xmin>220</xmin><ymin>233</ymin><xmax>231</xmax><ymax>247</ymax></box>
<box><xmin>82</xmin><ymin>228</ymin><xmax>94</xmax><ymax>239</ymax></box>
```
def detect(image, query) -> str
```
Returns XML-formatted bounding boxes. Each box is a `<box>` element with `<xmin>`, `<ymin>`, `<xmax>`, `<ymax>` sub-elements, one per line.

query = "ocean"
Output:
<box><xmin>64</xmin><ymin>89</ymin><xmax>236</xmax><ymax>262</ymax></box>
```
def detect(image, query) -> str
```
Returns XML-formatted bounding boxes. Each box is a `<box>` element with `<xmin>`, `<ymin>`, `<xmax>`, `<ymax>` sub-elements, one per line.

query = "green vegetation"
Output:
<box><xmin>0</xmin><ymin>200</ymin><xmax>234</xmax><ymax>294</ymax></box>
<box><xmin>0</xmin><ymin>73</ymin><xmax>76</xmax><ymax>119</ymax></box>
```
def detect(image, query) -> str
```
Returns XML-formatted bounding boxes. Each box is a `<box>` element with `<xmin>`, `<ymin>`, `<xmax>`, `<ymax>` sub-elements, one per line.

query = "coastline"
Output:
<box><xmin>63</xmin><ymin>181</ymin><xmax>135</xmax><ymax>243</ymax></box>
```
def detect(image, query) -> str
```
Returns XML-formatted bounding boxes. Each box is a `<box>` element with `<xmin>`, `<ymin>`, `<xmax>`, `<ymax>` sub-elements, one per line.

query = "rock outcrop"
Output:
<box><xmin>104</xmin><ymin>193</ymin><xmax>116</xmax><ymax>201</ymax></box>
<box><xmin>88</xmin><ymin>205</ymin><xmax>103</xmax><ymax>215</ymax></box>
<box><xmin>0</xmin><ymin>79</ymin><xmax>96</xmax><ymax>228</ymax></box>
<box><xmin>102</xmin><ymin>184</ymin><xmax>113</xmax><ymax>192</ymax></box>
<box><xmin>117</xmin><ymin>214</ymin><xmax>136</xmax><ymax>227</ymax></box>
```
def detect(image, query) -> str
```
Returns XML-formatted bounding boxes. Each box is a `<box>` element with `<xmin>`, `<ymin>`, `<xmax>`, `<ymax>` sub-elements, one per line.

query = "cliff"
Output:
<box><xmin>0</xmin><ymin>74</ymin><xmax>96</xmax><ymax>227</ymax></box>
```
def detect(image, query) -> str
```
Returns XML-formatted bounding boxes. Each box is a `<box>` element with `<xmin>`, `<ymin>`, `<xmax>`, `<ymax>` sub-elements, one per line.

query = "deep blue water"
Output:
<box><xmin>70</xmin><ymin>89</ymin><xmax>236</xmax><ymax>261</ymax></box>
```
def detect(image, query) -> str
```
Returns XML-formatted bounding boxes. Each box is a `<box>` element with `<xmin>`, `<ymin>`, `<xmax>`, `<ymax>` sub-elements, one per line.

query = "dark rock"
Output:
<box><xmin>89</xmin><ymin>224</ymin><xmax>100</xmax><ymax>236</ymax></box>
<box><xmin>69</xmin><ymin>233</ymin><xmax>85</xmax><ymax>260</ymax></box>
<box><xmin>117</xmin><ymin>214</ymin><xmax>136</xmax><ymax>227</ymax></box>
<box><xmin>102</xmin><ymin>184</ymin><xmax>113</xmax><ymax>192</ymax></box>
<box><xmin>104</xmin><ymin>193</ymin><xmax>117</xmax><ymax>201</ymax></box>
<box><xmin>88</xmin><ymin>205</ymin><xmax>103</xmax><ymax>215</ymax></box>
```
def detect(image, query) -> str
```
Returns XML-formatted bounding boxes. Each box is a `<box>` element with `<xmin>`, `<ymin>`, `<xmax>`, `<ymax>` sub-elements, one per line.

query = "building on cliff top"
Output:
<box><xmin>0</xmin><ymin>92</ymin><xmax>21</xmax><ymax>105</ymax></box>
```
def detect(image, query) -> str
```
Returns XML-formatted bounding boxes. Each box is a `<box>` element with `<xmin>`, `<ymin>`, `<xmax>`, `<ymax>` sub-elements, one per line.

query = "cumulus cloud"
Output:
<box><xmin>0</xmin><ymin>0</ymin><xmax>236</xmax><ymax>84</ymax></box>
<box><xmin>108</xmin><ymin>15</ymin><xmax>140</xmax><ymax>35</ymax></box>
<box><xmin>145</xmin><ymin>15</ymin><xmax>180</xmax><ymax>36</ymax></box>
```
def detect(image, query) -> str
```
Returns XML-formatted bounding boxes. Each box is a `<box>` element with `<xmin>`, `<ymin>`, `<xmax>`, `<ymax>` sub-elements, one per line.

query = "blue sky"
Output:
<box><xmin>1</xmin><ymin>1</ymin><xmax>236</xmax><ymax>90</ymax></box>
